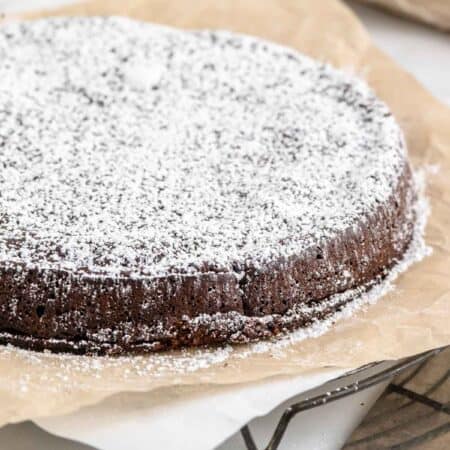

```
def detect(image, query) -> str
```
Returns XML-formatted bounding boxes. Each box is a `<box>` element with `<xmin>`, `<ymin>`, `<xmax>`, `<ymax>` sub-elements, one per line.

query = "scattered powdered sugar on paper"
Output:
<box><xmin>0</xmin><ymin>16</ymin><xmax>407</xmax><ymax>278</ymax></box>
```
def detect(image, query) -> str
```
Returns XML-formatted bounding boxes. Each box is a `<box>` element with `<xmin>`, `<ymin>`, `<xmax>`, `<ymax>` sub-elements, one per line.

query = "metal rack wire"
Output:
<box><xmin>239</xmin><ymin>347</ymin><xmax>448</xmax><ymax>450</ymax></box>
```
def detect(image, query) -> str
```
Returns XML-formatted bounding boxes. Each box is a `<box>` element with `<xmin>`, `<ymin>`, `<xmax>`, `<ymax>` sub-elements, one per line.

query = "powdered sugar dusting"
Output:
<box><xmin>0</xmin><ymin>17</ymin><xmax>406</xmax><ymax>278</ymax></box>
<box><xmin>0</xmin><ymin>174</ymin><xmax>430</xmax><ymax>385</ymax></box>
<box><xmin>241</xmin><ymin>168</ymin><xmax>431</xmax><ymax>356</ymax></box>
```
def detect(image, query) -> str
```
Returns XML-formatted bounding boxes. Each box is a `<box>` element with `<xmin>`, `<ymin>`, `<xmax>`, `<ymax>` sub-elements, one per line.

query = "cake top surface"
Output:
<box><xmin>0</xmin><ymin>17</ymin><xmax>406</xmax><ymax>278</ymax></box>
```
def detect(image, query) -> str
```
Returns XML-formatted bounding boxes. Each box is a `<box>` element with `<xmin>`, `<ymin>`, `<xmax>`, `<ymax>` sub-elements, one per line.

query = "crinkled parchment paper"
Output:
<box><xmin>0</xmin><ymin>0</ymin><xmax>448</xmax><ymax>426</ymax></box>
<box><xmin>356</xmin><ymin>0</ymin><xmax>450</xmax><ymax>31</ymax></box>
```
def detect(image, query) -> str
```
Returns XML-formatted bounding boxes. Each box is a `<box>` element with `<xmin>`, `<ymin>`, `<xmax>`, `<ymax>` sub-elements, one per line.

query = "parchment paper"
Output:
<box><xmin>0</xmin><ymin>0</ymin><xmax>448</xmax><ymax>427</ymax></box>
<box><xmin>357</xmin><ymin>0</ymin><xmax>450</xmax><ymax>31</ymax></box>
<box><xmin>36</xmin><ymin>368</ymin><xmax>348</xmax><ymax>450</ymax></box>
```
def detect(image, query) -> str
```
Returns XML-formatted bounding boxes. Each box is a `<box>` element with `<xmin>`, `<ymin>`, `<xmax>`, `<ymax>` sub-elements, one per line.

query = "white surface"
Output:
<box><xmin>0</xmin><ymin>2</ymin><xmax>447</xmax><ymax>449</ymax></box>
<box><xmin>0</xmin><ymin>0</ymin><xmax>75</xmax><ymax>13</ymax></box>
<box><xmin>219</xmin><ymin>369</ymin><xmax>391</xmax><ymax>450</ymax></box>
<box><xmin>0</xmin><ymin>365</ymin><xmax>391</xmax><ymax>450</ymax></box>
<box><xmin>0</xmin><ymin>369</ymin><xmax>343</xmax><ymax>450</ymax></box>
<box><xmin>36</xmin><ymin>370</ymin><xmax>347</xmax><ymax>450</ymax></box>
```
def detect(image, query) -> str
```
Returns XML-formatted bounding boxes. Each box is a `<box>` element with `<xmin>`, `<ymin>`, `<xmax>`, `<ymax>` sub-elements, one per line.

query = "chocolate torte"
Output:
<box><xmin>0</xmin><ymin>17</ymin><xmax>416</xmax><ymax>355</ymax></box>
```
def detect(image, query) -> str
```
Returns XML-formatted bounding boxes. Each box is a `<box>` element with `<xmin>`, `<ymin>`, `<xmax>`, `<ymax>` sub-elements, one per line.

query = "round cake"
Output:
<box><xmin>0</xmin><ymin>17</ymin><xmax>416</xmax><ymax>355</ymax></box>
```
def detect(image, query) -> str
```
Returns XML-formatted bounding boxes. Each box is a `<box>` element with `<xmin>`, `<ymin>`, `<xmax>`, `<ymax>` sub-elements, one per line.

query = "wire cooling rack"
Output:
<box><xmin>239</xmin><ymin>347</ymin><xmax>449</xmax><ymax>450</ymax></box>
